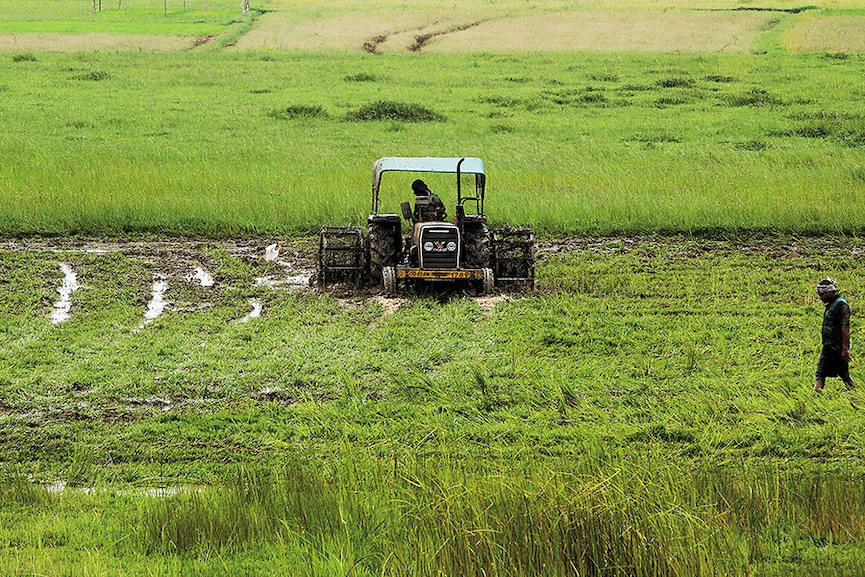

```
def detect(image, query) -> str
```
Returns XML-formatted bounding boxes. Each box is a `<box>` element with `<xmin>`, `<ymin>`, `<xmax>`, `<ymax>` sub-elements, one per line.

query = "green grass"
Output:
<box><xmin>3</xmin><ymin>237</ymin><xmax>865</xmax><ymax>574</ymax></box>
<box><xmin>0</xmin><ymin>50</ymin><xmax>864</xmax><ymax>237</ymax></box>
<box><xmin>2</xmin><ymin>2</ymin><xmax>865</xmax><ymax>574</ymax></box>
<box><xmin>0</xmin><ymin>20</ymin><xmax>227</xmax><ymax>35</ymax></box>
<box><xmin>0</xmin><ymin>0</ymin><xmax>245</xmax><ymax>22</ymax></box>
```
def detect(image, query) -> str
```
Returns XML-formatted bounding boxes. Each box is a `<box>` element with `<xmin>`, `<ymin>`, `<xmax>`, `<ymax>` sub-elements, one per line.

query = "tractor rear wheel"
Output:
<box><xmin>368</xmin><ymin>216</ymin><xmax>401</xmax><ymax>287</ymax></box>
<box><xmin>463</xmin><ymin>220</ymin><xmax>492</xmax><ymax>269</ymax></box>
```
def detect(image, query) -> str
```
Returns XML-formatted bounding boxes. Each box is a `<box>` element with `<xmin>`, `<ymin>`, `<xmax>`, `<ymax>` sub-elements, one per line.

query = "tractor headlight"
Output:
<box><xmin>423</xmin><ymin>241</ymin><xmax>434</xmax><ymax>252</ymax></box>
<box><xmin>446</xmin><ymin>242</ymin><xmax>457</xmax><ymax>252</ymax></box>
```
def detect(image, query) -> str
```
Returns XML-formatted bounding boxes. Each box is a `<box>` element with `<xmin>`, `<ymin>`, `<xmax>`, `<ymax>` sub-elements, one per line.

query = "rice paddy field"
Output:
<box><xmin>2</xmin><ymin>0</ymin><xmax>865</xmax><ymax>575</ymax></box>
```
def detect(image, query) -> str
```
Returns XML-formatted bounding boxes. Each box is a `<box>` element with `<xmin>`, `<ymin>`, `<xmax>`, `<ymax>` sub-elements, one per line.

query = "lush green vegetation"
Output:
<box><xmin>0</xmin><ymin>20</ymin><xmax>227</xmax><ymax>36</ymax></box>
<box><xmin>2</xmin><ymin>237</ymin><xmax>865</xmax><ymax>575</ymax></box>
<box><xmin>0</xmin><ymin>0</ymin><xmax>244</xmax><ymax>23</ymax></box>
<box><xmin>0</xmin><ymin>48</ymin><xmax>864</xmax><ymax>237</ymax></box>
<box><xmin>2</xmin><ymin>1</ymin><xmax>865</xmax><ymax>575</ymax></box>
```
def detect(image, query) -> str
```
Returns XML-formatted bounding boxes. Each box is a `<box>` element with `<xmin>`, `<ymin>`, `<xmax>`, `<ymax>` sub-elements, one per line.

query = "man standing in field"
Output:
<box><xmin>814</xmin><ymin>278</ymin><xmax>855</xmax><ymax>392</ymax></box>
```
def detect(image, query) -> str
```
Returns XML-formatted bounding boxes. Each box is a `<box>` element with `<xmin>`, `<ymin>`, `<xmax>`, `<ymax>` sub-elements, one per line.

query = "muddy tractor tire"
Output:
<box><xmin>368</xmin><ymin>215</ymin><xmax>402</xmax><ymax>288</ymax></box>
<box><xmin>481</xmin><ymin>267</ymin><xmax>494</xmax><ymax>295</ymax></box>
<box><xmin>462</xmin><ymin>218</ymin><xmax>492</xmax><ymax>270</ymax></box>
<box><xmin>382</xmin><ymin>266</ymin><xmax>397</xmax><ymax>296</ymax></box>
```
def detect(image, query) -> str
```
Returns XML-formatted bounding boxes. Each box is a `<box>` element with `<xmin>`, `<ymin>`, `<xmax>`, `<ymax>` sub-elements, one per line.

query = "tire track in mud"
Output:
<box><xmin>408</xmin><ymin>21</ymin><xmax>482</xmax><ymax>52</ymax></box>
<box><xmin>362</xmin><ymin>19</ymin><xmax>483</xmax><ymax>54</ymax></box>
<box><xmin>4</xmin><ymin>238</ymin><xmax>316</xmax><ymax>327</ymax></box>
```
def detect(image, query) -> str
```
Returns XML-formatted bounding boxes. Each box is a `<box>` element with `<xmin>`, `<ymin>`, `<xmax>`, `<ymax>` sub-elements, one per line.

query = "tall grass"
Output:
<box><xmin>29</xmin><ymin>456</ymin><xmax>857</xmax><ymax>576</ymax></box>
<box><xmin>7</xmin><ymin>457</ymin><xmax>865</xmax><ymax>574</ymax></box>
<box><xmin>0</xmin><ymin>50</ymin><xmax>863</xmax><ymax>237</ymax></box>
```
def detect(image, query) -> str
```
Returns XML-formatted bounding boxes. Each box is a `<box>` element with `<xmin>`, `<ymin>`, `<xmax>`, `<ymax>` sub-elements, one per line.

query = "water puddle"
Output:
<box><xmin>254</xmin><ymin>270</ymin><xmax>312</xmax><ymax>290</ymax></box>
<box><xmin>143</xmin><ymin>276</ymin><xmax>168</xmax><ymax>324</ymax></box>
<box><xmin>186</xmin><ymin>266</ymin><xmax>214</xmax><ymax>287</ymax></box>
<box><xmin>39</xmin><ymin>479</ymin><xmax>196</xmax><ymax>498</ymax></box>
<box><xmin>52</xmin><ymin>263</ymin><xmax>80</xmax><ymax>324</ymax></box>
<box><xmin>238</xmin><ymin>298</ymin><xmax>262</xmax><ymax>323</ymax></box>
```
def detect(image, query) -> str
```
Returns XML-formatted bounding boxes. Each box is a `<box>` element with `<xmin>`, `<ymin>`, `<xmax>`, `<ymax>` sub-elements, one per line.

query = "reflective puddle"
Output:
<box><xmin>187</xmin><ymin>266</ymin><xmax>214</xmax><ymax>287</ymax></box>
<box><xmin>143</xmin><ymin>276</ymin><xmax>168</xmax><ymax>324</ymax></box>
<box><xmin>254</xmin><ymin>271</ymin><xmax>312</xmax><ymax>289</ymax></box>
<box><xmin>239</xmin><ymin>298</ymin><xmax>262</xmax><ymax>323</ymax></box>
<box><xmin>52</xmin><ymin>263</ymin><xmax>80</xmax><ymax>324</ymax></box>
<box><xmin>42</xmin><ymin>479</ymin><xmax>195</xmax><ymax>498</ymax></box>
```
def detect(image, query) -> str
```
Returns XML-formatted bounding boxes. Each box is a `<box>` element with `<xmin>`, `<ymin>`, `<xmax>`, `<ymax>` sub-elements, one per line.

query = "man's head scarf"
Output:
<box><xmin>816</xmin><ymin>278</ymin><xmax>837</xmax><ymax>295</ymax></box>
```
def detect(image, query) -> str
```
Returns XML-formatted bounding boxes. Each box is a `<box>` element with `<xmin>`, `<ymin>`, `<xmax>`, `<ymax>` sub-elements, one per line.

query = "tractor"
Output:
<box><xmin>317</xmin><ymin>157</ymin><xmax>535</xmax><ymax>295</ymax></box>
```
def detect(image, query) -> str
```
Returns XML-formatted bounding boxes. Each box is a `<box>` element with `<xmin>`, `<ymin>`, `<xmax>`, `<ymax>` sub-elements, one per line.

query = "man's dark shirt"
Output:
<box><xmin>822</xmin><ymin>295</ymin><xmax>851</xmax><ymax>351</ymax></box>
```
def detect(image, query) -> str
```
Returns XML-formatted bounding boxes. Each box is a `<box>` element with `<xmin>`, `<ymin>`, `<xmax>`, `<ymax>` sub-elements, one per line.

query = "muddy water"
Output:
<box><xmin>239</xmin><ymin>298</ymin><xmax>262</xmax><ymax>323</ymax></box>
<box><xmin>188</xmin><ymin>266</ymin><xmax>215</xmax><ymax>287</ymax></box>
<box><xmin>51</xmin><ymin>263</ymin><xmax>80</xmax><ymax>324</ymax></box>
<box><xmin>143</xmin><ymin>276</ymin><xmax>168</xmax><ymax>324</ymax></box>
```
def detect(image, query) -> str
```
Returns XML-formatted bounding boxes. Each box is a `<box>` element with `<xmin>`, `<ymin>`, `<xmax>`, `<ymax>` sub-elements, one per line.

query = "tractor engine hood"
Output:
<box><xmin>414</xmin><ymin>222</ymin><xmax>460</xmax><ymax>269</ymax></box>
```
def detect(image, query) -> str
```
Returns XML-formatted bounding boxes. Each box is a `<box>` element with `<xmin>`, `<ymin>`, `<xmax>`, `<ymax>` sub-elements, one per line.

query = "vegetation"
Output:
<box><xmin>3</xmin><ymin>237</ymin><xmax>865</xmax><ymax>575</ymax></box>
<box><xmin>2</xmin><ymin>0</ymin><xmax>865</xmax><ymax>575</ymax></box>
<box><xmin>0</xmin><ymin>50</ymin><xmax>864</xmax><ymax>237</ymax></box>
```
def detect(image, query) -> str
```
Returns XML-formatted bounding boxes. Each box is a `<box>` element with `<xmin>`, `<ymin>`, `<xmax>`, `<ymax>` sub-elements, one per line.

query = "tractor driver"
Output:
<box><xmin>411</xmin><ymin>179</ymin><xmax>447</xmax><ymax>222</ymax></box>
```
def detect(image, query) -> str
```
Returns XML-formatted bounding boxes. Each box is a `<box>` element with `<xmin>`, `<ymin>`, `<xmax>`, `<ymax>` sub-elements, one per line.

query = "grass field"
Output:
<box><xmin>0</xmin><ymin>1</ymin><xmax>863</xmax><ymax>237</ymax></box>
<box><xmin>0</xmin><ymin>49</ymin><xmax>864</xmax><ymax>237</ymax></box>
<box><xmin>2</xmin><ymin>1</ymin><xmax>865</xmax><ymax>575</ymax></box>
<box><xmin>3</xmin><ymin>236</ymin><xmax>865</xmax><ymax>575</ymax></box>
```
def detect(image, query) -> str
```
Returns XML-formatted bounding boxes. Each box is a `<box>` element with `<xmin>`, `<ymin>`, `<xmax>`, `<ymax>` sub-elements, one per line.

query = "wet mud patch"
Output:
<box><xmin>408</xmin><ymin>21</ymin><xmax>482</xmax><ymax>52</ymax></box>
<box><xmin>51</xmin><ymin>263</ymin><xmax>80</xmax><ymax>324</ymax></box>
<box><xmin>0</xmin><ymin>237</ymin><xmax>318</xmax><ymax>325</ymax></box>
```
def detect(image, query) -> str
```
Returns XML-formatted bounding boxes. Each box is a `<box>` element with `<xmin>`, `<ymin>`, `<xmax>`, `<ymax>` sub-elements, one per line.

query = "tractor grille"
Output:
<box><xmin>419</xmin><ymin>226</ymin><xmax>460</xmax><ymax>269</ymax></box>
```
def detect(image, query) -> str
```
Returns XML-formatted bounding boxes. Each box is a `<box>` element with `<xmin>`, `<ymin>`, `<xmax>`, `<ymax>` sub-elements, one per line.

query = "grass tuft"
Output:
<box><xmin>656</xmin><ymin>76</ymin><xmax>695</xmax><ymax>88</ymax></box>
<box><xmin>736</xmin><ymin>138</ymin><xmax>769</xmax><ymax>151</ymax></box>
<box><xmin>343</xmin><ymin>72</ymin><xmax>378</xmax><ymax>82</ymax></box>
<box><xmin>706</xmin><ymin>74</ymin><xmax>736</xmax><ymax>83</ymax></box>
<box><xmin>346</xmin><ymin>100</ymin><xmax>444</xmax><ymax>122</ymax></box>
<box><xmin>725</xmin><ymin>87</ymin><xmax>783</xmax><ymax>106</ymax></box>
<box><xmin>72</xmin><ymin>70</ymin><xmax>110</xmax><ymax>81</ymax></box>
<box><xmin>267</xmin><ymin>104</ymin><xmax>329</xmax><ymax>120</ymax></box>
<box><xmin>12</xmin><ymin>53</ymin><xmax>38</xmax><ymax>63</ymax></box>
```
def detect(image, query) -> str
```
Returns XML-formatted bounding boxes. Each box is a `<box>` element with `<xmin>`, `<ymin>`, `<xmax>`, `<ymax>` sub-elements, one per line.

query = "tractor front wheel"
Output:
<box><xmin>481</xmin><ymin>268</ymin><xmax>494</xmax><ymax>295</ymax></box>
<box><xmin>382</xmin><ymin>266</ymin><xmax>397</xmax><ymax>296</ymax></box>
<box><xmin>463</xmin><ymin>221</ymin><xmax>492</xmax><ymax>269</ymax></box>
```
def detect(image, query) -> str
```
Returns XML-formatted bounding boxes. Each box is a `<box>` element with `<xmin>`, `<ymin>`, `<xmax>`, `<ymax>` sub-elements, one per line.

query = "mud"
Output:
<box><xmin>7</xmin><ymin>234</ymin><xmax>865</xmax><ymax>284</ymax></box>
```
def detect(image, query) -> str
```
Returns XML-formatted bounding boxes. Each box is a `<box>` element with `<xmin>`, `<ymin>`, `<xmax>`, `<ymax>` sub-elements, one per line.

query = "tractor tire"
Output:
<box><xmin>462</xmin><ymin>221</ymin><xmax>492</xmax><ymax>270</ymax></box>
<box><xmin>481</xmin><ymin>268</ymin><xmax>494</xmax><ymax>295</ymax></box>
<box><xmin>382</xmin><ymin>266</ymin><xmax>397</xmax><ymax>297</ymax></box>
<box><xmin>368</xmin><ymin>219</ymin><xmax>401</xmax><ymax>287</ymax></box>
